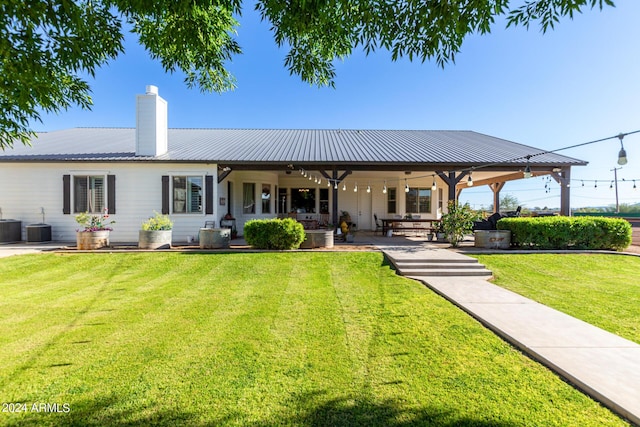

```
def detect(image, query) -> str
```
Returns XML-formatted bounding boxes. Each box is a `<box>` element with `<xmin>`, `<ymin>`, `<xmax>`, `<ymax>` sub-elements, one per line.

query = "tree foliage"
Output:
<box><xmin>0</xmin><ymin>0</ymin><xmax>615</xmax><ymax>149</ymax></box>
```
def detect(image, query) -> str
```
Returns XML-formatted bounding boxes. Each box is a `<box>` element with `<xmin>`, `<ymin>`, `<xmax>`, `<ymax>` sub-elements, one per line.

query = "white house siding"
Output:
<box><xmin>0</xmin><ymin>162</ymin><xmax>218</xmax><ymax>243</ymax></box>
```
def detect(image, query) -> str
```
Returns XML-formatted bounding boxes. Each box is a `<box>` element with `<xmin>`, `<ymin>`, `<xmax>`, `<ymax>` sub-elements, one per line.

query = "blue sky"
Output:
<box><xmin>35</xmin><ymin>1</ymin><xmax>640</xmax><ymax>210</ymax></box>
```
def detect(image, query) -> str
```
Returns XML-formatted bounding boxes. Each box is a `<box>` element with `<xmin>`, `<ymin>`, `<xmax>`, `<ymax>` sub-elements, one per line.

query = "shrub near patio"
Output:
<box><xmin>0</xmin><ymin>253</ymin><xmax>629</xmax><ymax>426</ymax></box>
<box><xmin>498</xmin><ymin>216</ymin><xmax>632</xmax><ymax>250</ymax></box>
<box><xmin>244</xmin><ymin>218</ymin><xmax>305</xmax><ymax>249</ymax></box>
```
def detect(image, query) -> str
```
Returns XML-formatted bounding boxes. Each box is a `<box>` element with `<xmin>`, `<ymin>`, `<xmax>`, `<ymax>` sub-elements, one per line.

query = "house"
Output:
<box><xmin>0</xmin><ymin>86</ymin><xmax>587</xmax><ymax>243</ymax></box>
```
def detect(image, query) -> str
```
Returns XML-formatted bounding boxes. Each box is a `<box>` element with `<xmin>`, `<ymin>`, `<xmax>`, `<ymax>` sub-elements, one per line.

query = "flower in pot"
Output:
<box><xmin>75</xmin><ymin>208</ymin><xmax>115</xmax><ymax>250</ymax></box>
<box><xmin>139</xmin><ymin>212</ymin><xmax>173</xmax><ymax>249</ymax></box>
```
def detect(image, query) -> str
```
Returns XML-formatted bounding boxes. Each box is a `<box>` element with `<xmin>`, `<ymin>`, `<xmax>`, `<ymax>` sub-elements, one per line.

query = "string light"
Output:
<box><xmin>342</xmin><ymin>183</ymin><xmax>346</xmax><ymax>191</ymax></box>
<box><xmin>383</xmin><ymin>181</ymin><xmax>387</xmax><ymax>194</ymax></box>
<box><xmin>354</xmin><ymin>183</ymin><xmax>358</xmax><ymax>192</ymax></box>
<box><xmin>634</xmin><ymin>180</ymin><xmax>637</xmax><ymax>190</ymax></box>
<box><xmin>405</xmin><ymin>179</ymin><xmax>409</xmax><ymax>192</ymax></box>
<box><xmin>609</xmin><ymin>181</ymin><xmax>614</xmax><ymax>190</ymax></box>
<box><xmin>366</xmin><ymin>184</ymin><xmax>371</xmax><ymax>193</ymax></box>
<box><xmin>618</xmin><ymin>134</ymin><xmax>628</xmax><ymax>165</ymax></box>
<box><xmin>466</xmin><ymin>173</ymin><xmax>473</xmax><ymax>187</ymax></box>
<box><xmin>431</xmin><ymin>178</ymin><xmax>437</xmax><ymax>191</ymax></box>
<box><xmin>594</xmin><ymin>180</ymin><xmax>598</xmax><ymax>189</ymax></box>
<box><xmin>334</xmin><ymin>181</ymin><xmax>338</xmax><ymax>190</ymax></box>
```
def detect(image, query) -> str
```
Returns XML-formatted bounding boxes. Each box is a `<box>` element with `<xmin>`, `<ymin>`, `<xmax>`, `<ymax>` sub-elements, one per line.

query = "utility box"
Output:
<box><xmin>26</xmin><ymin>224</ymin><xmax>52</xmax><ymax>243</ymax></box>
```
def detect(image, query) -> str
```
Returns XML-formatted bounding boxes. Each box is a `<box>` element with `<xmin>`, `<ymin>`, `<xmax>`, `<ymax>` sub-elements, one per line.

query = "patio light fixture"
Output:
<box><xmin>617</xmin><ymin>133</ymin><xmax>628</xmax><ymax>165</ymax></box>
<box><xmin>467</xmin><ymin>173</ymin><xmax>473</xmax><ymax>187</ymax></box>
<box><xmin>383</xmin><ymin>181</ymin><xmax>387</xmax><ymax>194</ymax></box>
<box><xmin>523</xmin><ymin>156</ymin><xmax>533</xmax><ymax>179</ymax></box>
<box><xmin>404</xmin><ymin>179</ymin><xmax>409</xmax><ymax>192</ymax></box>
<box><xmin>431</xmin><ymin>178</ymin><xmax>436</xmax><ymax>191</ymax></box>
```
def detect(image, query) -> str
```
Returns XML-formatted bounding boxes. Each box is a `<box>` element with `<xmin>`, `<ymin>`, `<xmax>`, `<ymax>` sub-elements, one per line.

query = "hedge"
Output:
<box><xmin>243</xmin><ymin>218</ymin><xmax>305</xmax><ymax>250</ymax></box>
<box><xmin>497</xmin><ymin>216</ymin><xmax>631</xmax><ymax>251</ymax></box>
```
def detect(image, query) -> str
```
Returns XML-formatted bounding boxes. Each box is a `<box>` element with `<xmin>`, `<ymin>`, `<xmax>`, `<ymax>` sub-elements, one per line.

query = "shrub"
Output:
<box><xmin>441</xmin><ymin>201</ymin><xmax>481</xmax><ymax>247</ymax></box>
<box><xmin>244</xmin><ymin>218</ymin><xmax>305</xmax><ymax>250</ymax></box>
<box><xmin>141</xmin><ymin>212</ymin><xmax>173</xmax><ymax>230</ymax></box>
<box><xmin>497</xmin><ymin>216</ymin><xmax>631</xmax><ymax>251</ymax></box>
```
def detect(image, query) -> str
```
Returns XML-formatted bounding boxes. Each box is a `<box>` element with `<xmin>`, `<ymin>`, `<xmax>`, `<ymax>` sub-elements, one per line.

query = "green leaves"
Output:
<box><xmin>0</xmin><ymin>0</ymin><xmax>617</xmax><ymax>149</ymax></box>
<box><xmin>507</xmin><ymin>0</ymin><xmax>616</xmax><ymax>32</ymax></box>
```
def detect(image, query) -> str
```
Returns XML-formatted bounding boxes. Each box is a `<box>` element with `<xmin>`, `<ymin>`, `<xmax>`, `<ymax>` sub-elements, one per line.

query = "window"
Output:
<box><xmin>277</xmin><ymin>187</ymin><xmax>287</xmax><ymax>214</ymax></box>
<box><xmin>405</xmin><ymin>188</ymin><xmax>431</xmax><ymax>213</ymax></box>
<box><xmin>291</xmin><ymin>188</ymin><xmax>316</xmax><ymax>213</ymax></box>
<box><xmin>261</xmin><ymin>184</ymin><xmax>271</xmax><ymax>214</ymax></box>
<box><xmin>319</xmin><ymin>188</ymin><xmax>329</xmax><ymax>214</ymax></box>
<box><xmin>74</xmin><ymin>176</ymin><xmax>104</xmax><ymax>213</ymax></box>
<box><xmin>173</xmin><ymin>176</ymin><xmax>203</xmax><ymax>213</ymax></box>
<box><xmin>243</xmin><ymin>183</ymin><xmax>256</xmax><ymax>214</ymax></box>
<box><xmin>387</xmin><ymin>187</ymin><xmax>397</xmax><ymax>213</ymax></box>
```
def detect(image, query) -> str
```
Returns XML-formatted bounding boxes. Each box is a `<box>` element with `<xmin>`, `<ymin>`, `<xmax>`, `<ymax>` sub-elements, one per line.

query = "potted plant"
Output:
<box><xmin>440</xmin><ymin>201</ymin><xmax>480</xmax><ymax>247</ymax></box>
<box><xmin>139</xmin><ymin>212</ymin><xmax>173</xmax><ymax>249</ymax></box>
<box><xmin>75</xmin><ymin>208</ymin><xmax>115</xmax><ymax>250</ymax></box>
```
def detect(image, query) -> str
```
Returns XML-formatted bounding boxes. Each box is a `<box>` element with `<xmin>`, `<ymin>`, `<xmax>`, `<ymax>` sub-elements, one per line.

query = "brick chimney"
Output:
<box><xmin>136</xmin><ymin>85</ymin><xmax>168</xmax><ymax>156</ymax></box>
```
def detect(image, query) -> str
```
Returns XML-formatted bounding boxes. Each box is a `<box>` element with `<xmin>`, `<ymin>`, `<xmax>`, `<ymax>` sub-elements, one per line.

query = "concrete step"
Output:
<box><xmin>391</xmin><ymin>257</ymin><xmax>478</xmax><ymax>264</ymax></box>
<box><xmin>395</xmin><ymin>261</ymin><xmax>486</xmax><ymax>270</ymax></box>
<box><xmin>403</xmin><ymin>268</ymin><xmax>493</xmax><ymax>277</ymax></box>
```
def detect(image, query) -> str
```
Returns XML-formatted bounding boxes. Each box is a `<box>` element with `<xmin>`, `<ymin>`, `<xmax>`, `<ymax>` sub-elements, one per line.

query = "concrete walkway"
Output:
<box><xmin>381</xmin><ymin>246</ymin><xmax>640</xmax><ymax>426</ymax></box>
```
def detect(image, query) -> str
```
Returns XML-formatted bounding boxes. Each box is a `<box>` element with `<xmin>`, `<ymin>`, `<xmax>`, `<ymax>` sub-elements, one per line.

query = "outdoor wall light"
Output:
<box><xmin>618</xmin><ymin>134</ymin><xmax>628</xmax><ymax>165</ymax></box>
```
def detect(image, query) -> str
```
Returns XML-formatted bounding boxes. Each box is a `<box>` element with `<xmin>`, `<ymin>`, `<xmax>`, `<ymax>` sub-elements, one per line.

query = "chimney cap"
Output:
<box><xmin>145</xmin><ymin>85</ymin><xmax>158</xmax><ymax>95</ymax></box>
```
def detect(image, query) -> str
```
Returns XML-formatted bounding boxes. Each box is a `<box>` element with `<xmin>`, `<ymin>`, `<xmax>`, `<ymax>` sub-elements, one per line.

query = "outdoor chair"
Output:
<box><xmin>373</xmin><ymin>214</ymin><xmax>383</xmax><ymax>235</ymax></box>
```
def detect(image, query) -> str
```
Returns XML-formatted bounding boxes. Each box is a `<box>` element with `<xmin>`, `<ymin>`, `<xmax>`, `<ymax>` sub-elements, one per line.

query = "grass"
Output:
<box><xmin>472</xmin><ymin>253</ymin><xmax>640</xmax><ymax>344</ymax></box>
<box><xmin>0</xmin><ymin>252</ymin><xmax>629</xmax><ymax>426</ymax></box>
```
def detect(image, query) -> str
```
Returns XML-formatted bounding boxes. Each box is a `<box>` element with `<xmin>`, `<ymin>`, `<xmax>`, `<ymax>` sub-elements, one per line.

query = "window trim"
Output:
<box><xmin>171</xmin><ymin>174</ymin><xmax>205</xmax><ymax>215</ymax></box>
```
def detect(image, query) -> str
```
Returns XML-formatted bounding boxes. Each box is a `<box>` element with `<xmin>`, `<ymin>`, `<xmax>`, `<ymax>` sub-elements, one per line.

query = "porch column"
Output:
<box><xmin>551</xmin><ymin>167</ymin><xmax>572</xmax><ymax>216</ymax></box>
<box><xmin>489</xmin><ymin>182</ymin><xmax>506</xmax><ymax>213</ymax></box>
<box><xmin>321</xmin><ymin>170</ymin><xmax>351</xmax><ymax>224</ymax></box>
<box><xmin>436</xmin><ymin>170</ymin><xmax>470</xmax><ymax>204</ymax></box>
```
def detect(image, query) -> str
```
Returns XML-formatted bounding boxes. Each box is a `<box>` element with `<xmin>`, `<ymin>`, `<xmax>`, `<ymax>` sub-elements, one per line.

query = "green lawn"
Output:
<box><xmin>473</xmin><ymin>253</ymin><xmax>640</xmax><ymax>344</ymax></box>
<box><xmin>0</xmin><ymin>252</ymin><xmax>629</xmax><ymax>426</ymax></box>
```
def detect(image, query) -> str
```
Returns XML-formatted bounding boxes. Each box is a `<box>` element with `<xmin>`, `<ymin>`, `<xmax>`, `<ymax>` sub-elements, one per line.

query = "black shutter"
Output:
<box><xmin>107</xmin><ymin>175</ymin><xmax>116</xmax><ymax>214</ymax></box>
<box><xmin>205</xmin><ymin>175</ymin><xmax>214</xmax><ymax>215</ymax></box>
<box><xmin>162</xmin><ymin>175</ymin><xmax>170</xmax><ymax>214</ymax></box>
<box><xmin>63</xmin><ymin>175</ymin><xmax>71</xmax><ymax>214</ymax></box>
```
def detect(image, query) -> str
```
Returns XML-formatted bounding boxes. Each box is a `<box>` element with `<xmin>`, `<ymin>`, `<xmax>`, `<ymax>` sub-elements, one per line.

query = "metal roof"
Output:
<box><xmin>0</xmin><ymin>128</ymin><xmax>587</xmax><ymax>169</ymax></box>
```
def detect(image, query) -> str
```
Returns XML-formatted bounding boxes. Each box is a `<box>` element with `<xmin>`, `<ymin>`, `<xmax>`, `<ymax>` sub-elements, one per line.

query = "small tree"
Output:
<box><xmin>440</xmin><ymin>201</ymin><xmax>480</xmax><ymax>247</ymax></box>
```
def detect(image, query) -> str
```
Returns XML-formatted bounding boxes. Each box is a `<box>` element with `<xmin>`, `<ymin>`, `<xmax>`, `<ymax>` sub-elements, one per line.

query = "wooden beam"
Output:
<box><xmin>218</xmin><ymin>168</ymin><xmax>232</xmax><ymax>184</ymax></box>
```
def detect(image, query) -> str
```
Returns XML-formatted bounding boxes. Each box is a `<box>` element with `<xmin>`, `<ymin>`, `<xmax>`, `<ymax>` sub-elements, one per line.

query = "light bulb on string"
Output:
<box><xmin>405</xmin><ymin>179</ymin><xmax>409</xmax><ymax>192</ymax></box>
<box><xmin>366</xmin><ymin>184</ymin><xmax>371</xmax><ymax>193</ymax></box>
<box><xmin>594</xmin><ymin>180</ymin><xmax>598</xmax><ymax>189</ymax></box>
<box><xmin>466</xmin><ymin>173</ymin><xmax>473</xmax><ymax>187</ymax></box>
<box><xmin>383</xmin><ymin>181</ymin><xmax>387</xmax><ymax>194</ymax></box>
<box><xmin>609</xmin><ymin>181</ymin><xmax>614</xmax><ymax>190</ymax></box>
<box><xmin>342</xmin><ymin>183</ymin><xmax>346</xmax><ymax>191</ymax></box>
<box><xmin>354</xmin><ymin>183</ymin><xmax>358</xmax><ymax>192</ymax></box>
<box><xmin>334</xmin><ymin>181</ymin><xmax>338</xmax><ymax>190</ymax></box>
<box><xmin>634</xmin><ymin>180</ymin><xmax>637</xmax><ymax>190</ymax></box>
<box><xmin>617</xmin><ymin>133</ymin><xmax>628</xmax><ymax>165</ymax></box>
<box><xmin>327</xmin><ymin>180</ymin><xmax>331</xmax><ymax>187</ymax></box>
<box><xmin>581</xmin><ymin>180</ymin><xmax>584</xmax><ymax>187</ymax></box>
<box><xmin>431</xmin><ymin>178</ymin><xmax>437</xmax><ymax>191</ymax></box>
